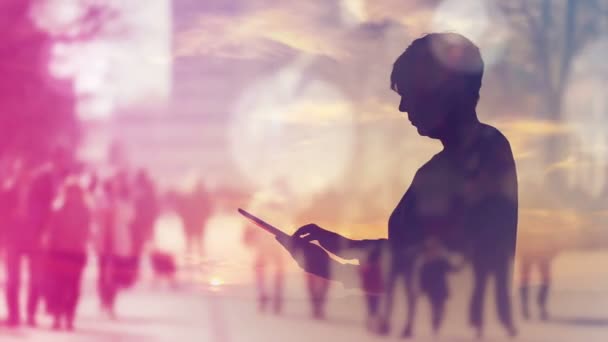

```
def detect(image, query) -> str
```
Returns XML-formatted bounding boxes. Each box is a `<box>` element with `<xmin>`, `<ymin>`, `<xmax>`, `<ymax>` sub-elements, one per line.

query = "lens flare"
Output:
<box><xmin>229</xmin><ymin>58</ymin><xmax>355</xmax><ymax>199</ymax></box>
<box><xmin>431</xmin><ymin>0</ymin><xmax>510</xmax><ymax>68</ymax></box>
<box><xmin>209</xmin><ymin>277</ymin><xmax>224</xmax><ymax>287</ymax></box>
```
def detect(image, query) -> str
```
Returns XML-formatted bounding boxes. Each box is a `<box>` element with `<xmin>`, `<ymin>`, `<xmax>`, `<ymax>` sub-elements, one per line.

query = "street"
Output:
<box><xmin>1</xmin><ymin>250</ymin><xmax>608</xmax><ymax>341</ymax></box>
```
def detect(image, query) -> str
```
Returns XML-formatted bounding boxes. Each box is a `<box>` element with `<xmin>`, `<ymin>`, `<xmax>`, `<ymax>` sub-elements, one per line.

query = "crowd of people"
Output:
<box><xmin>0</xmin><ymin>150</ymin><xmax>338</xmax><ymax>331</ymax></box>
<box><xmin>0</xmin><ymin>149</ymin><xmax>163</xmax><ymax>330</ymax></box>
<box><xmin>0</xmin><ymin>143</ymin><xmax>235</xmax><ymax>332</ymax></box>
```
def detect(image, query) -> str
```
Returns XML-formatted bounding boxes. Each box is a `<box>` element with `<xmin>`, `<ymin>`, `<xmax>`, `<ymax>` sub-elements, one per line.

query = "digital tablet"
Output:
<box><xmin>237</xmin><ymin>208</ymin><xmax>290</xmax><ymax>240</ymax></box>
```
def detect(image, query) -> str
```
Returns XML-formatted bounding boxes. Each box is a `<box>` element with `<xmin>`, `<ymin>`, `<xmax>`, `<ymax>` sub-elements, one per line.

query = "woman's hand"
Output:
<box><xmin>275</xmin><ymin>231</ymin><xmax>332</xmax><ymax>279</ymax></box>
<box><xmin>292</xmin><ymin>223</ymin><xmax>339</xmax><ymax>248</ymax></box>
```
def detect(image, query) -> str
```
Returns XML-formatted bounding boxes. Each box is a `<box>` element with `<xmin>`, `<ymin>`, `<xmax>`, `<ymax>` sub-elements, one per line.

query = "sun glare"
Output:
<box><xmin>229</xmin><ymin>57</ymin><xmax>355</xmax><ymax>199</ymax></box>
<box><xmin>209</xmin><ymin>277</ymin><xmax>224</xmax><ymax>287</ymax></box>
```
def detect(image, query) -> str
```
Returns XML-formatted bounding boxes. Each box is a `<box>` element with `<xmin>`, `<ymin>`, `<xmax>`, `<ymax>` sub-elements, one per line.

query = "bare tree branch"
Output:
<box><xmin>591</xmin><ymin>0</ymin><xmax>608</xmax><ymax>16</ymax></box>
<box><xmin>558</xmin><ymin>0</ymin><xmax>577</xmax><ymax>94</ymax></box>
<box><xmin>54</xmin><ymin>3</ymin><xmax>122</xmax><ymax>42</ymax></box>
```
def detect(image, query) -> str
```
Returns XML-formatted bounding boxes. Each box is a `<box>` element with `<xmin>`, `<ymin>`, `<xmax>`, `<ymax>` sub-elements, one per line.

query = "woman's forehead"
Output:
<box><xmin>398</xmin><ymin>67</ymin><xmax>450</xmax><ymax>95</ymax></box>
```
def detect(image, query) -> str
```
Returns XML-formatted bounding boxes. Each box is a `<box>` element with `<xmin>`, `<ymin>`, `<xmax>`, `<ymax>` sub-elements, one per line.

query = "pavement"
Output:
<box><xmin>0</xmin><ymin>251</ymin><xmax>607</xmax><ymax>341</ymax></box>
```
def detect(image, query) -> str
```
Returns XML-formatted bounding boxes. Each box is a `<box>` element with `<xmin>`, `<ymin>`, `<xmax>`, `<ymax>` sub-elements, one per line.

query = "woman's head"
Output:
<box><xmin>391</xmin><ymin>33</ymin><xmax>484</xmax><ymax>139</ymax></box>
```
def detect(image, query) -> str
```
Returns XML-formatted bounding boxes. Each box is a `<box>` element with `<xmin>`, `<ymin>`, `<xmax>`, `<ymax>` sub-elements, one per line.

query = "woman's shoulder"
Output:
<box><xmin>472</xmin><ymin>123</ymin><xmax>515</xmax><ymax>166</ymax></box>
<box><xmin>478</xmin><ymin>123</ymin><xmax>511</xmax><ymax>149</ymax></box>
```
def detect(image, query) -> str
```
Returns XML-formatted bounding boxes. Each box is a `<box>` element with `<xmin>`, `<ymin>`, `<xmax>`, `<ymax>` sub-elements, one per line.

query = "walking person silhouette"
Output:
<box><xmin>273</xmin><ymin>33</ymin><xmax>519</xmax><ymax>339</ymax></box>
<box><xmin>416</xmin><ymin>236</ymin><xmax>465</xmax><ymax>336</ymax></box>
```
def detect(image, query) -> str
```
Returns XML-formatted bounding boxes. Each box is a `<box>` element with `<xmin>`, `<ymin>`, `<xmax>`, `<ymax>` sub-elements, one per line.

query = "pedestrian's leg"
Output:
<box><xmin>378</xmin><ymin>267</ymin><xmax>398</xmax><ymax>335</ymax></box>
<box><xmin>64</xmin><ymin>276</ymin><xmax>77</xmax><ymax>330</ymax></box>
<box><xmin>97</xmin><ymin>256</ymin><xmax>108</xmax><ymax>310</ymax></box>
<box><xmin>98</xmin><ymin>255</ymin><xmax>113</xmax><ymax>312</ymax></box>
<box><xmin>537</xmin><ymin>259</ymin><xmax>551</xmax><ymax>321</ymax></box>
<box><xmin>55</xmin><ymin>272</ymin><xmax>70</xmax><ymax>330</ymax></box>
<box><xmin>103</xmin><ymin>257</ymin><xmax>118</xmax><ymax>319</ymax></box>
<box><xmin>108</xmin><ymin>264</ymin><xmax>120</xmax><ymax>319</ymax></box>
<box><xmin>312</xmin><ymin>276</ymin><xmax>323</xmax><ymax>319</ymax></box>
<box><xmin>51</xmin><ymin>288</ymin><xmax>61</xmax><ymax>331</ymax></box>
<box><xmin>66</xmin><ymin>258</ymin><xmax>85</xmax><ymax>330</ymax></box>
<box><xmin>495</xmin><ymin>258</ymin><xmax>516</xmax><ymax>337</ymax></box>
<box><xmin>366</xmin><ymin>294</ymin><xmax>380</xmax><ymax>331</ymax></box>
<box><xmin>318</xmin><ymin>279</ymin><xmax>330</xmax><ymax>319</ymax></box>
<box><xmin>430</xmin><ymin>296</ymin><xmax>446</xmax><ymax>335</ymax></box>
<box><xmin>519</xmin><ymin>258</ymin><xmax>531</xmax><ymax>320</ymax></box>
<box><xmin>273</xmin><ymin>263</ymin><xmax>284</xmax><ymax>314</ymax></box>
<box><xmin>26</xmin><ymin>252</ymin><xmax>42</xmax><ymax>326</ymax></box>
<box><xmin>45</xmin><ymin>254</ymin><xmax>65</xmax><ymax>331</ymax></box>
<box><xmin>469</xmin><ymin>262</ymin><xmax>488</xmax><ymax>337</ymax></box>
<box><xmin>255</xmin><ymin>258</ymin><xmax>267</xmax><ymax>312</ymax></box>
<box><xmin>46</xmin><ymin>256</ymin><xmax>61</xmax><ymax>327</ymax></box>
<box><xmin>5</xmin><ymin>249</ymin><xmax>22</xmax><ymax>326</ymax></box>
<box><xmin>402</xmin><ymin>266</ymin><xmax>418</xmax><ymax>338</ymax></box>
<box><xmin>368</xmin><ymin>294</ymin><xmax>379</xmax><ymax>317</ymax></box>
<box><xmin>107</xmin><ymin>282</ymin><xmax>118</xmax><ymax>319</ymax></box>
<box><xmin>310</xmin><ymin>277</ymin><xmax>327</xmax><ymax>319</ymax></box>
<box><xmin>306</xmin><ymin>275</ymin><xmax>315</xmax><ymax>317</ymax></box>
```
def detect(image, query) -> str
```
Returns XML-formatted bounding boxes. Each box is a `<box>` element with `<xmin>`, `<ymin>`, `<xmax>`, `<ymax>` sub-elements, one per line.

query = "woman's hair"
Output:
<box><xmin>391</xmin><ymin>33</ymin><xmax>485</xmax><ymax>110</ymax></box>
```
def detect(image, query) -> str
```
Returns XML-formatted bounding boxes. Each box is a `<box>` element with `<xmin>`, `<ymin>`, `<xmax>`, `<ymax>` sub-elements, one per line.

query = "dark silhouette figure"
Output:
<box><xmin>132</xmin><ymin>169</ymin><xmax>159</xmax><ymax>258</ymax></box>
<box><xmin>96</xmin><ymin>175</ymin><xmax>138</xmax><ymax>319</ymax></box>
<box><xmin>2</xmin><ymin>163</ymin><xmax>31</xmax><ymax>328</ymax></box>
<box><xmin>301</xmin><ymin>245</ymin><xmax>331</xmax><ymax>320</ymax></box>
<box><xmin>150</xmin><ymin>249</ymin><xmax>178</xmax><ymax>287</ymax></box>
<box><xmin>243</xmin><ymin>224</ymin><xmax>285</xmax><ymax>314</ymax></box>
<box><xmin>519</xmin><ymin>253</ymin><xmax>554</xmax><ymax>321</ymax></box>
<box><xmin>133</xmin><ymin>170</ymin><xmax>159</xmax><ymax>255</ymax></box>
<box><xmin>276</xmin><ymin>33</ymin><xmax>518</xmax><ymax>339</ymax></box>
<box><xmin>417</xmin><ymin>237</ymin><xmax>464</xmax><ymax>335</ymax></box>
<box><xmin>43</xmin><ymin>182</ymin><xmax>91</xmax><ymax>331</ymax></box>
<box><xmin>175</xmin><ymin>181</ymin><xmax>213</xmax><ymax>258</ymax></box>
<box><xmin>4</xmin><ymin>157</ymin><xmax>68</xmax><ymax>327</ymax></box>
<box><xmin>359</xmin><ymin>243</ymin><xmax>385</xmax><ymax>332</ymax></box>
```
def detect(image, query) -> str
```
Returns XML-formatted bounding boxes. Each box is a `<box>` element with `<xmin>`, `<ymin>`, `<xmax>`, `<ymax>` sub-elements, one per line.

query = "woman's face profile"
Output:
<box><xmin>397</xmin><ymin>85</ymin><xmax>450</xmax><ymax>139</ymax></box>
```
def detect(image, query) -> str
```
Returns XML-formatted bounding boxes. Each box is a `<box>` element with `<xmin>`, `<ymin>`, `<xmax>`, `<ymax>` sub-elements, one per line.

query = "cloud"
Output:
<box><xmin>172</xmin><ymin>0</ymin><xmax>435</xmax><ymax>62</ymax></box>
<box><xmin>355</xmin><ymin>97</ymin><xmax>402</xmax><ymax>123</ymax></box>
<box><xmin>497</xmin><ymin>118</ymin><xmax>573</xmax><ymax>136</ymax></box>
<box><xmin>483</xmin><ymin>117</ymin><xmax>574</xmax><ymax>167</ymax></box>
<box><xmin>174</xmin><ymin>2</ymin><xmax>351</xmax><ymax>60</ymax></box>
<box><xmin>362</xmin><ymin>0</ymin><xmax>436</xmax><ymax>31</ymax></box>
<box><xmin>544</xmin><ymin>156</ymin><xmax>578</xmax><ymax>173</ymax></box>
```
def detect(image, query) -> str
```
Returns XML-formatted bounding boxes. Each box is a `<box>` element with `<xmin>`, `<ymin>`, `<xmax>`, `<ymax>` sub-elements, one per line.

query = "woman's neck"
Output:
<box><xmin>440</xmin><ymin>116</ymin><xmax>481</xmax><ymax>152</ymax></box>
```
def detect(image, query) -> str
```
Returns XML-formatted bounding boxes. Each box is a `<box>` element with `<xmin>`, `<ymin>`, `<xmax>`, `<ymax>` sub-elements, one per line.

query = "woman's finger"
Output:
<box><xmin>294</xmin><ymin>223</ymin><xmax>318</xmax><ymax>238</ymax></box>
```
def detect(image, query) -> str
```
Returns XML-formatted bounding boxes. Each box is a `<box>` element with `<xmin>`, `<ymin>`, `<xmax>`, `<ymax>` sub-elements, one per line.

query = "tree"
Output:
<box><xmin>498</xmin><ymin>0</ymin><xmax>608</xmax><ymax>186</ymax></box>
<box><xmin>0</xmin><ymin>0</ymin><xmax>119</xmax><ymax>165</ymax></box>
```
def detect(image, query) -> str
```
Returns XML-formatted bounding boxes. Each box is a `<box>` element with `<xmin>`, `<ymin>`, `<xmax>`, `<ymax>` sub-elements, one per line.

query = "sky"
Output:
<box><xmin>168</xmin><ymin>0</ymin><xmax>608</xmax><ymax>235</ymax></box>
<box><xmin>36</xmin><ymin>0</ymin><xmax>608</xmax><ymax>252</ymax></box>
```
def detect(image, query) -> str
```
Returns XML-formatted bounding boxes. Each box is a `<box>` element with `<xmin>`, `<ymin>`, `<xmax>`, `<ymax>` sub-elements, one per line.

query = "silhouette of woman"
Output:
<box><xmin>276</xmin><ymin>33</ymin><xmax>519</xmax><ymax>339</ymax></box>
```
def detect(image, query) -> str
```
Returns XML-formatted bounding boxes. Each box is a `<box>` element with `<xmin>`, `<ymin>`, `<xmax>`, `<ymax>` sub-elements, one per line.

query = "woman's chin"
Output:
<box><xmin>415</xmin><ymin>127</ymin><xmax>430</xmax><ymax>137</ymax></box>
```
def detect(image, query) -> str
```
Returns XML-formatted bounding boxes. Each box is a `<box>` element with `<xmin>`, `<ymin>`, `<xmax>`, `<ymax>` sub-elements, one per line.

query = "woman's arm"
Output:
<box><xmin>292</xmin><ymin>223</ymin><xmax>386</xmax><ymax>260</ymax></box>
<box><xmin>341</xmin><ymin>238</ymin><xmax>388</xmax><ymax>260</ymax></box>
<box><xmin>275</xmin><ymin>234</ymin><xmax>363</xmax><ymax>289</ymax></box>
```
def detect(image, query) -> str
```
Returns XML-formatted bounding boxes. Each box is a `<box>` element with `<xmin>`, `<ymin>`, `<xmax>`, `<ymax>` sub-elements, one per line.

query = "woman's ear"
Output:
<box><xmin>447</xmin><ymin>78</ymin><xmax>477</xmax><ymax>114</ymax></box>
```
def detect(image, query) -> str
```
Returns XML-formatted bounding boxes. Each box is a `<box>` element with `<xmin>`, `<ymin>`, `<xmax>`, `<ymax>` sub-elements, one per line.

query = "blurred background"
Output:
<box><xmin>0</xmin><ymin>0</ymin><xmax>607</xmax><ymax>341</ymax></box>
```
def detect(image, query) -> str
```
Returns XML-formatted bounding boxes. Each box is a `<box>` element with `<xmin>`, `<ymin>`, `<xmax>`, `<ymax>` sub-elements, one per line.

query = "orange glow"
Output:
<box><xmin>209</xmin><ymin>277</ymin><xmax>224</xmax><ymax>287</ymax></box>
